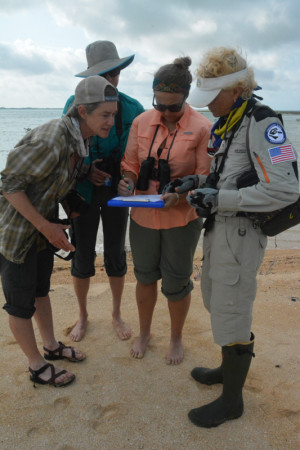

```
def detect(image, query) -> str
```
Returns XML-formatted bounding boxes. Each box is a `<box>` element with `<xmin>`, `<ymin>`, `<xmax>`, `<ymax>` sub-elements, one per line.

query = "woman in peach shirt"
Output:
<box><xmin>118</xmin><ymin>57</ymin><xmax>212</xmax><ymax>364</ymax></box>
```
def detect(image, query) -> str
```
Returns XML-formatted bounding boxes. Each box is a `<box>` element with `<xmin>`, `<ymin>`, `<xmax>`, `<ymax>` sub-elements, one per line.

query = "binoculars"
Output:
<box><xmin>62</xmin><ymin>190</ymin><xmax>89</xmax><ymax>217</ymax></box>
<box><xmin>136</xmin><ymin>157</ymin><xmax>170</xmax><ymax>194</ymax></box>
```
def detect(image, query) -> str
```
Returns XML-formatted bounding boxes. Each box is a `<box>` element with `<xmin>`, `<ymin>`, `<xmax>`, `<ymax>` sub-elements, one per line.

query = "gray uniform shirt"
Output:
<box><xmin>210</xmin><ymin>102</ymin><xmax>299</xmax><ymax>215</ymax></box>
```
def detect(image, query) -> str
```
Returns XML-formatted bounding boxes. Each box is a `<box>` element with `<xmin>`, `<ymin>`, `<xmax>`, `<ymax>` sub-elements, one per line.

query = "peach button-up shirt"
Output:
<box><xmin>121</xmin><ymin>104</ymin><xmax>212</xmax><ymax>230</ymax></box>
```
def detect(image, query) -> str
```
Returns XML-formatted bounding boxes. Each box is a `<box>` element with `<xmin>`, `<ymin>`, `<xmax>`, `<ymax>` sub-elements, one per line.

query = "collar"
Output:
<box><xmin>70</xmin><ymin>118</ymin><xmax>90</xmax><ymax>157</ymax></box>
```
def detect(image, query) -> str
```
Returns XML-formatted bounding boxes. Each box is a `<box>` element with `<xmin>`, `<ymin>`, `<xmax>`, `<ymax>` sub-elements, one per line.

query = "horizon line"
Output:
<box><xmin>1</xmin><ymin>106</ymin><xmax>300</xmax><ymax>114</ymax></box>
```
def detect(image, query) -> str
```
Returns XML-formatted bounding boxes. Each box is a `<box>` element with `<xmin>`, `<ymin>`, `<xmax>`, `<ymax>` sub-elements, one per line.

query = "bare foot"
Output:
<box><xmin>166</xmin><ymin>337</ymin><xmax>184</xmax><ymax>365</ymax></box>
<box><xmin>69</xmin><ymin>317</ymin><xmax>88</xmax><ymax>342</ymax></box>
<box><xmin>112</xmin><ymin>317</ymin><xmax>132</xmax><ymax>340</ymax></box>
<box><xmin>130</xmin><ymin>335</ymin><xmax>151</xmax><ymax>359</ymax></box>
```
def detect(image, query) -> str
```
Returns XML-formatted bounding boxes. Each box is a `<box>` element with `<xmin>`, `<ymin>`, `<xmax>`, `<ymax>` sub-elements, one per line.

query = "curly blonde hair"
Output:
<box><xmin>196</xmin><ymin>47</ymin><xmax>257</xmax><ymax>99</ymax></box>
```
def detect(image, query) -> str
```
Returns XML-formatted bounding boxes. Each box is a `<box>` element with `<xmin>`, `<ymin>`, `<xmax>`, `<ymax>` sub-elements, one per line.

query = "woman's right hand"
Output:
<box><xmin>40</xmin><ymin>222</ymin><xmax>75</xmax><ymax>252</ymax></box>
<box><xmin>118</xmin><ymin>177</ymin><xmax>134</xmax><ymax>196</ymax></box>
<box><xmin>89</xmin><ymin>159</ymin><xmax>112</xmax><ymax>186</ymax></box>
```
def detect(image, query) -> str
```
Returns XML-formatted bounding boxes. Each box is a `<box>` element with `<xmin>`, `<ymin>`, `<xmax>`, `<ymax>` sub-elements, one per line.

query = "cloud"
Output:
<box><xmin>0</xmin><ymin>41</ymin><xmax>53</xmax><ymax>74</ymax></box>
<box><xmin>0</xmin><ymin>0</ymin><xmax>299</xmax><ymax>109</ymax></box>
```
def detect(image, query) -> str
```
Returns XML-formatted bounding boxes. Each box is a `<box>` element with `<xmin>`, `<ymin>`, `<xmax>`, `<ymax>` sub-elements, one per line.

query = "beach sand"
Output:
<box><xmin>0</xmin><ymin>248</ymin><xmax>299</xmax><ymax>449</ymax></box>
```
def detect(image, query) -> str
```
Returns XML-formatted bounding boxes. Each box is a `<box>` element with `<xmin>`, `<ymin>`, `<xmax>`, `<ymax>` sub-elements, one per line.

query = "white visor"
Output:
<box><xmin>188</xmin><ymin>68</ymin><xmax>249</xmax><ymax>108</ymax></box>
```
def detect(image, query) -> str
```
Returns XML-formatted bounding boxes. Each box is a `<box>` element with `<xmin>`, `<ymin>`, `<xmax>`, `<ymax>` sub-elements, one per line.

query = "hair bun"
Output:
<box><xmin>173</xmin><ymin>56</ymin><xmax>192</xmax><ymax>70</ymax></box>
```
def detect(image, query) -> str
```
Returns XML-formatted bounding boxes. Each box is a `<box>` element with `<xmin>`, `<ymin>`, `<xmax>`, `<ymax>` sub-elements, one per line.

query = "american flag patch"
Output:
<box><xmin>268</xmin><ymin>144</ymin><xmax>296</xmax><ymax>164</ymax></box>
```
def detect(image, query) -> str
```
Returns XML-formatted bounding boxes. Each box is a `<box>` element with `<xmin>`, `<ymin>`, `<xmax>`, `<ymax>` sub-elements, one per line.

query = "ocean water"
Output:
<box><xmin>1</xmin><ymin>108</ymin><xmax>300</xmax><ymax>250</ymax></box>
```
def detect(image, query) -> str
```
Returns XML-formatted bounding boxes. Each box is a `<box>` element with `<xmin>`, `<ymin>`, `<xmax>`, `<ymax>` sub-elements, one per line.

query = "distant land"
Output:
<box><xmin>0</xmin><ymin>107</ymin><xmax>299</xmax><ymax>114</ymax></box>
<box><xmin>0</xmin><ymin>107</ymin><xmax>62</xmax><ymax>110</ymax></box>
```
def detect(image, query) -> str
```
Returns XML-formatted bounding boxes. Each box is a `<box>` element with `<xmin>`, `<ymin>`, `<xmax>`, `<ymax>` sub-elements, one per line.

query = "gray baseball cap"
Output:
<box><xmin>74</xmin><ymin>76</ymin><xmax>118</xmax><ymax>105</ymax></box>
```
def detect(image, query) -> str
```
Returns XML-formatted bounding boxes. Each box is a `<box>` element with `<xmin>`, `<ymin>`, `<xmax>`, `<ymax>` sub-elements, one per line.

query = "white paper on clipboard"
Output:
<box><xmin>107</xmin><ymin>194</ymin><xmax>165</xmax><ymax>208</ymax></box>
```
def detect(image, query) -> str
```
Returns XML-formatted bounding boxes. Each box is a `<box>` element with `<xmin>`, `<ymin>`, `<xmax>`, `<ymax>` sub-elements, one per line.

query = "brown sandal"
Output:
<box><xmin>29</xmin><ymin>363</ymin><xmax>75</xmax><ymax>387</ymax></box>
<box><xmin>43</xmin><ymin>341</ymin><xmax>86</xmax><ymax>362</ymax></box>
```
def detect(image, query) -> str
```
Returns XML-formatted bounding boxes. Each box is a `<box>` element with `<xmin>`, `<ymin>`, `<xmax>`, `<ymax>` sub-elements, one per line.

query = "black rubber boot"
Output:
<box><xmin>188</xmin><ymin>333</ymin><xmax>255</xmax><ymax>428</ymax></box>
<box><xmin>191</xmin><ymin>364</ymin><xmax>223</xmax><ymax>385</ymax></box>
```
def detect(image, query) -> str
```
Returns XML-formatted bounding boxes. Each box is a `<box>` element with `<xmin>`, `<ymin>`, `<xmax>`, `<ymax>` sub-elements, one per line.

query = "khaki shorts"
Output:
<box><xmin>201</xmin><ymin>214</ymin><xmax>267</xmax><ymax>346</ymax></box>
<box><xmin>129</xmin><ymin>218</ymin><xmax>203</xmax><ymax>302</ymax></box>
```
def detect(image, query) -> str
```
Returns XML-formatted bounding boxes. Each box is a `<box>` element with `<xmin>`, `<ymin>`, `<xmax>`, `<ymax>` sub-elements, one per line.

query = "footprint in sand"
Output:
<box><xmin>279</xmin><ymin>409</ymin><xmax>300</xmax><ymax>418</ymax></box>
<box><xmin>82</xmin><ymin>403</ymin><xmax>121</xmax><ymax>430</ymax></box>
<box><xmin>55</xmin><ymin>446</ymin><xmax>75</xmax><ymax>450</ymax></box>
<box><xmin>244</xmin><ymin>375</ymin><xmax>263</xmax><ymax>393</ymax></box>
<box><xmin>53</xmin><ymin>396</ymin><xmax>71</xmax><ymax>410</ymax></box>
<box><xmin>27</xmin><ymin>425</ymin><xmax>54</xmax><ymax>437</ymax></box>
<box><xmin>6</xmin><ymin>340</ymin><xmax>18</xmax><ymax>345</ymax></box>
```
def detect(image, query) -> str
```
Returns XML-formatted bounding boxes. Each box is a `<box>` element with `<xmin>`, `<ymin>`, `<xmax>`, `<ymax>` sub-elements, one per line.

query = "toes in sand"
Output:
<box><xmin>112</xmin><ymin>317</ymin><xmax>132</xmax><ymax>340</ymax></box>
<box><xmin>130</xmin><ymin>335</ymin><xmax>151</xmax><ymax>359</ymax></box>
<box><xmin>166</xmin><ymin>338</ymin><xmax>184</xmax><ymax>365</ymax></box>
<box><xmin>68</xmin><ymin>318</ymin><xmax>89</xmax><ymax>342</ymax></box>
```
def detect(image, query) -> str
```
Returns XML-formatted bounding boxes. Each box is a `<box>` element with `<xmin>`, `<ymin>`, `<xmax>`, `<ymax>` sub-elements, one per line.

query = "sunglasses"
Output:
<box><xmin>152</xmin><ymin>95</ymin><xmax>185</xmax><ymax>113</ymax></box>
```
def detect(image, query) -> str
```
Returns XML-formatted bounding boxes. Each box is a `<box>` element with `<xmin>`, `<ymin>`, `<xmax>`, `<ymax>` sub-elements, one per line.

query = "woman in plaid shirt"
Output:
<box><xmin>0</xmin><ymin>76</ymin><xmax>118</xmax><ymax>387</ymax></box>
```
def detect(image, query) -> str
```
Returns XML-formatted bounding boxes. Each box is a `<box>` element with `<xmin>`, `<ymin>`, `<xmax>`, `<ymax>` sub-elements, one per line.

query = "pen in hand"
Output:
<box><xmin>122</xmin><ymin>175</ymin><xmax>132</xmax><ymax>191</ymax></box>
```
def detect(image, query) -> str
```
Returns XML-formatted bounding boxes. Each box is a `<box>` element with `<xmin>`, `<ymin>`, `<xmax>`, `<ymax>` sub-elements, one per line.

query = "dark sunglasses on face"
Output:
<box><xmin>152</xmin><ymin>95</ymin><xmax>185</xmax><ymax>113</ymax></box>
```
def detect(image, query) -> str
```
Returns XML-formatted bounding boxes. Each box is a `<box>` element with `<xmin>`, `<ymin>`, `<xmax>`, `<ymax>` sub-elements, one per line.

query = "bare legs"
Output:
<box><xmin>9</xmin><ymin>295</ymin><xmax>78</xmax><ymax>384</ymax></box>
<box><xmin>70</xmin><ymin>275</ymin><xmax>131</xmax><ymax>342</ymax></box>
<box><xmin>130</xmin><ymin>282</ymin><xmax>190</xmax><ymax>364</ymax></box>
<box><xmin>109</xmin><ymin>275</ymin><xmax>132</xmax><ymax>340</ymax></box>
<box><xmin>34</xmin><ymin>295</ymin><xmax>84</xmax><ymax>360</ymax></box>
<box><xmin>166</xmin><ymin>293</ymin><xmax>191</xmax><ymax>365</ymax></box>
<box><xmin>130</xmin><ymin>281</ymin><xmax>157</xmax><ymax>359</ymax></box>
<box><xmin>70</xmin><ymin>277</ymin><xmax>89</xmax><ymax>342</ymax></box>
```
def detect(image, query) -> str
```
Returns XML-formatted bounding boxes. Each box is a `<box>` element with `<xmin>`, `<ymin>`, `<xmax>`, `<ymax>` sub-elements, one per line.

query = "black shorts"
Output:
<box><xmin>71</xmin><ymin>186</ymin><xmax>128</xmax><ymax>278</ymax></box>
<box><xmin>1</xmin><ymin>243</ymin><xmax>54</xmax><ymax>319</ymax></box>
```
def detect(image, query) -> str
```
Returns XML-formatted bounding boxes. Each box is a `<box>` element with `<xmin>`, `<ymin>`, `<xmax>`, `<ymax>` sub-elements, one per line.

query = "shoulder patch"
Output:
<box><xmin>265</xmin><ymin>122</ymin><xmax>286</xmax><ymax>144</ymax></box>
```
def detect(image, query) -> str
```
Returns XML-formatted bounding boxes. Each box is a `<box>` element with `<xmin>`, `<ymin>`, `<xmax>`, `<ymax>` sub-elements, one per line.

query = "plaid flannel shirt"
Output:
<box><xmin>0</xmin><ymin>116</ymin><xmax>85</xmax><ymax>263</ymax></box>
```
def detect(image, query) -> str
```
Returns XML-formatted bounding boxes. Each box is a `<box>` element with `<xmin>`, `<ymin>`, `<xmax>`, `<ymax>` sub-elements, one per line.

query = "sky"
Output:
<box><xmin>0</xmin><ymin>0</ymin><xmax>300</xmax><ymax>110</ymax></box>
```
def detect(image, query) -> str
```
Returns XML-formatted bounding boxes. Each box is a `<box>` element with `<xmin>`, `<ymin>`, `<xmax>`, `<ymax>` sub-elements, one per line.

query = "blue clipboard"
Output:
<box><xmin>107</xmin><ymin>195</ymin><xmax>165</xmax><ymax>208</ymax></box>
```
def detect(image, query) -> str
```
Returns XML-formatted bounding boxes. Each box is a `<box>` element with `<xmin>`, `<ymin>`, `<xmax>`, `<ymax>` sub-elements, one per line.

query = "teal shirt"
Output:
<box><xmin>62</xmin><ymin>91</ymin><xmax>144</xmax><ymax>203</ymax></box>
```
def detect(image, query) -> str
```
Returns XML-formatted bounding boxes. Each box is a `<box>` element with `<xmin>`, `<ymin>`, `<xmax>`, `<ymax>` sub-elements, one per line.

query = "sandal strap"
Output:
<box><xmin>48</xmin><ymin>367</ymin><xmax>67</xmax><ymax>385</ymax></box>
<box><xmin>29</xmin><ymin>363</ymin><xmax>67</xmax><ymax>384</ymax></box>
<box><xmin>43</xmin><ymin>341</ymin><xmax>76</xmax><ymax>359</ymax></box>
<box><xmin>29</xmin><ymin>363</ymin><xmax>52</xmax><ymax>377</ymax></box>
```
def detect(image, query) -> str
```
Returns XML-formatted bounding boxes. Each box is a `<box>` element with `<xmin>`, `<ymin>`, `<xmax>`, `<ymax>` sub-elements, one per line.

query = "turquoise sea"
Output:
<box><xmin>1</xmin><ymin>108</ymin><xmax>300</xmax><ymax>250</ymax></box>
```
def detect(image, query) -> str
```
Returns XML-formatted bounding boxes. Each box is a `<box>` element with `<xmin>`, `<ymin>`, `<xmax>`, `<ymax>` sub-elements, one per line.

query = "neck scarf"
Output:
<box><xmin>209</xmin><ymin>98</ymin><xmax>248</xmax><ymax>151</ymax></box>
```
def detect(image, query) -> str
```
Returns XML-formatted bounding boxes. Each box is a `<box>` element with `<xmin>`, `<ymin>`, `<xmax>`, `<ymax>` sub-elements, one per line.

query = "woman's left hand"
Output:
<box><xmin>161</xmin><ymin>192</ymin><xmax>180</xmax><ymax>209</ymax></box>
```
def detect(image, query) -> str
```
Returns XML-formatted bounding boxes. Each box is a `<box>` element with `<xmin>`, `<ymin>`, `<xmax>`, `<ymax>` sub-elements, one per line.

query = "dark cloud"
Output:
<box><xmin>0</xmin><ymin>43</ymin><xmax>53</xmax><ymax>75</ymax></box>
<box><xmin>50</xmin><ymin>0</ymin><xmax>300</xmax><ymax>53</ymax></box>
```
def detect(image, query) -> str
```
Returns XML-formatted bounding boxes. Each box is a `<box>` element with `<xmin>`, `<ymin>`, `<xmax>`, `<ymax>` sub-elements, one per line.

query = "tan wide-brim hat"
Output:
<box><xmin>75</xmin><ymin>40</ymin><xmax>135</xmax><ymax>78</ymax></box>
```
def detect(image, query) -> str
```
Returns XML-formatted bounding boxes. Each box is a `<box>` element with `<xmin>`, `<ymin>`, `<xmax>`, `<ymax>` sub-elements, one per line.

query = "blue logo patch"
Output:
<box><xmin>265</xmin><ymin>123</ymin><xmax>286</xmax><ymax>144</ymax></box>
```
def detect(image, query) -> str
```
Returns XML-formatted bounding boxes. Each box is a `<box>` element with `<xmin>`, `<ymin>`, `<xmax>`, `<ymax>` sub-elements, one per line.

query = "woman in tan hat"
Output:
<box><xmin>0</xmin><ymin>76</ymin><xmax>118</xmax><ymax>387</ymax></box>
<box><xmin>63</xmin><ymin>41</ymin><xmax>144</xmax><ymax>342</ymax></box>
